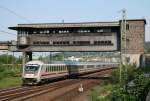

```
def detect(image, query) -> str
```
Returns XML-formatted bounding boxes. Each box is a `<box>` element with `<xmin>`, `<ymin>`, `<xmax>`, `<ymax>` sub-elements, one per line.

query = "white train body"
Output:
<box><xmin>22</xmin><ymin>61</ymin><xmax>118</xmax><ymax>85</ymax></box>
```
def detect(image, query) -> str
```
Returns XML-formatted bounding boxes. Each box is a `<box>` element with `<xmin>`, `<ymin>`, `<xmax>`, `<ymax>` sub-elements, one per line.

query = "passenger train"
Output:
<box><xmin>22</xmin><ymin>61</ymin><xmax>118</xmax><ymax>85</ymax></box>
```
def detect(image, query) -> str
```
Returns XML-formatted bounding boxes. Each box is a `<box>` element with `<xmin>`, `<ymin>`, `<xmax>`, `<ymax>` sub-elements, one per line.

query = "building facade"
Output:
<box><xmin>9</xmin><ymin>19</ymin><xmax>146</xmax><ymax>66</ymax></box>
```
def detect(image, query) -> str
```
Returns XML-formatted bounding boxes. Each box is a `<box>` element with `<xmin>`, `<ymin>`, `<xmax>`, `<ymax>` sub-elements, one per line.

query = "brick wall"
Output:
<box><xmin>125</xmin><ymin>20</ymin><xmax>145</xmax><ymax>54</ymax></box>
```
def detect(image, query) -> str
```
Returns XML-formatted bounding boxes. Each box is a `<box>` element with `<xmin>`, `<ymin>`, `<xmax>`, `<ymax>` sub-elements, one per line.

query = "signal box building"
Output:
<box><xmin>9</xmin><ymin>19</ymin><xmax>146</xmax><ymax>66</ymax></box>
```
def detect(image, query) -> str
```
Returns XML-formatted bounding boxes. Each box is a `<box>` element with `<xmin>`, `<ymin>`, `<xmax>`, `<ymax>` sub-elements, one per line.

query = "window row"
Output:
<box><xmin>73</xmin><ymin>41</ymin><xmax>90</xmax><ymax>45</ymax></box>
<box><xmin>33</xmin><ymin>41</ymin><xmax>49</xmax><ymax>45</ymax></box>
<box><xmin>94</xmin><ymin>41</ymin><xmax>113</xmax><ymax>45</ymax></box>
<box><xmin>18</xmin><ymin>28</ymin><xmax>112</xmax><ymax>35</ymax></box>
<box><xmin>53</xmin><ymin>41</ymin><xmax>70</xmax><ymax>45</ymax></box>
<box><xmin>45</xmin><ymin>65</ymin><xmax>67</xmax><ymax>72</ymax></box>
<box><xmin>33</xmin><ymin>41</ymin><xmax>113</xmax><ymax>46</ymax></box>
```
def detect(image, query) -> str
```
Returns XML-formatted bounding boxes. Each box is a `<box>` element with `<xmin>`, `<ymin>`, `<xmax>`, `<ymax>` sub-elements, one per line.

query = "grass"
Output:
<box><xmin>0</xmin><ymin>65</ymin><xmax>22</xmax><ymax>89</ymax></box>
<box><xmin>89</xmin><ymin>83</ymin><xmax>114</xmax><ymax>101</ymax></box>
<box><xmin>0</xmin><ymin>77</ymin><xmax>22</xmax><ymax>89</ymax></box>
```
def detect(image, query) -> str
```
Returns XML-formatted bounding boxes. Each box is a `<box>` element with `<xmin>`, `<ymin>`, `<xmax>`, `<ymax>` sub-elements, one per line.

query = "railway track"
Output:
<box><xmin>0</xmin><ymin>68</ymin><xmax>113</xmax><ymax>101</ymax></box>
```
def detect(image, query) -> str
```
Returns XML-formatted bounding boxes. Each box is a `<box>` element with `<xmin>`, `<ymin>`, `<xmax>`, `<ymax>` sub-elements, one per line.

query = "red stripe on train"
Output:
<box><xmin>41</xmin><ymin>72</ymin><xmax>67</xmax><ymax>76</ymax></box>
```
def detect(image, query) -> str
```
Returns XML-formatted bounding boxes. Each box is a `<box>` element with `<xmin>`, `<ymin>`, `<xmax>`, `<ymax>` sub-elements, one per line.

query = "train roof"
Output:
<box><xmin>26</xmin><ymin>61</ymin><xmax>44</xmax><ymax>65</ymax></box>
<box><xmin>26</xmin><ymin>60</ymin><xmax>119</xmax><ymax>66</ymax></box>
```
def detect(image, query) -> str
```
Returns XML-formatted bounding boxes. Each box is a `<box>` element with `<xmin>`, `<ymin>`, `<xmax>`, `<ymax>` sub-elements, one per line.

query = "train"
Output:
<box><xmin>22</xmin><ymin>60</ymin><xmax>118</xmax><ymax>85</ymax></box>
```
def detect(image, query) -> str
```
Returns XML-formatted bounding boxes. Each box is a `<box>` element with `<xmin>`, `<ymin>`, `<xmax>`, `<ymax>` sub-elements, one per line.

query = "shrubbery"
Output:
<box><xmin>0</xmin><ymin>65</ymin><xmax>21</xmax><ymax>80</ymax></box>
<box><xmin>89</xmin><ymin>65</ymin><xmax>150</xmax><ymax>101</ymax></box>
<box><xmin>111</xmin><ymin>65</ymin><xmax>150</xmax><ymax>101</ymax></box>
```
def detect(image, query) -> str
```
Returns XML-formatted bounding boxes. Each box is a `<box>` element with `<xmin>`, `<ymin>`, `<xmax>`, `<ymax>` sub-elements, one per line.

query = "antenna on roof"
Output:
<box><xmin>62</xmin><ymin>19</ymin><xmax>64</xmax><ymax>23</ymax></box>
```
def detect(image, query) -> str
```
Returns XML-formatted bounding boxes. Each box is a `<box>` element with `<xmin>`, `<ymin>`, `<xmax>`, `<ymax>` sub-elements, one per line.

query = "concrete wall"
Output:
<box><xmin>26</xmin><ymin>32</ymin><xmax>118</xmax><ymax>51</ymax></box>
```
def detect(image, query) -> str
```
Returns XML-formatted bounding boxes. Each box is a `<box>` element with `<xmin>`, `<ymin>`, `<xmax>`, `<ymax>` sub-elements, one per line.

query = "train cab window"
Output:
<box><xmin>25</xmin><ymin>65</ymin><xmax>39</xmax><ymax>72</ymax></box>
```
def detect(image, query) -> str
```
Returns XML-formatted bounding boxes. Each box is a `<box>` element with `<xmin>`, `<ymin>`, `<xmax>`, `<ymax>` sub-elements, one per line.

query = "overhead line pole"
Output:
<box><xmin>120</xmin><ymin>9</ymin><xmax>127</xmax><ymax>85</ymax></box>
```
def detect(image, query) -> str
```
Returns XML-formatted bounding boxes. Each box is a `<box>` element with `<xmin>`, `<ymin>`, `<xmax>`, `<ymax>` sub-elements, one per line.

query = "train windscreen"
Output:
<box><xmin>25</xmin><ymin>65</ymin><xmax>39</xmax><ymax>72</ymax></box>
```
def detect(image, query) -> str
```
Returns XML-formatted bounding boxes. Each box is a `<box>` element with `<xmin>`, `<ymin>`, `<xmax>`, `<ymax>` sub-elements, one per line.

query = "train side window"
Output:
<box><xmin>61</xmin><ymin>66</ymin><xmax>63</xmax><ymax>71</ymax></box>
<box><xmin>56</xmin><ymin>66</ymin><xmax>57</xmax><ymax>71</ymax></box>
<box><xmin>51</xmin><ymin>66</ymin><xmax>53</xmax><ymax>71</ymax></box>
<box><xmin>54</xmin><ymin>66</ymin><xmax>56</xmax><ymax>71</ymax></box>
<box><xmin>62</xmin><ymin>66</ymin><xmax>64</xmax><ymax>70</ymax></box>
<box><xmin>53</xmin><ymin>66</ymin><xmax>55</xmax><ymax>71</ymax></box>
<box><xmin>60</xmin><ymin>66</ymin><xmax>62</xmax><ymax>71</ymax></box>
<box><xmin>62</xmin><ymin>66</ymin><xmax>64</xmax><ymax>71</ymax></box>
<box><xmin>50</xmin><ymin>66</ymin><xmax>51</xmax><ymax>71</ymax></box>
<box><xmin>53</xmin><ymin>66</ymin><xmax>54</xmax><ymax>71</ymax></box>
<box><xmin>46</xmin><ymin>67</ymin><xmax>47</xmax><ymax>72</ymax></box>
<box><xmin>57</xmin><ymin>66</ymin><xmax>59</xmax><ymax>71</ymax></box>
<box><xmin>59</xmin><ymin>66</ymin><xmax>61</xmax><ymax>71</ymax></box>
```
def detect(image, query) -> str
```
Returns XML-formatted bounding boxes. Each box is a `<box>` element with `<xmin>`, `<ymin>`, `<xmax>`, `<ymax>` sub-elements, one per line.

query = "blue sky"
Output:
<box><xmin>0</xmin><ymin>0</ymin><xmax>150</xmax><ymax>41</ymax></box>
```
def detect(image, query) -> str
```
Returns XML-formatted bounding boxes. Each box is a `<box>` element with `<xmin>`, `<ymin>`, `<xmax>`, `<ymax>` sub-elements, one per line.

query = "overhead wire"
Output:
<box><xmin>0</xmin><ymin>5</ymin><xmax>31</xmax><ymax>23</ymax></box>
<box><xmin>0</xmin><ymin>5</ymin><xmax>31</xmax><ymax>36</ymax></box>
<box><xmin>0</xmin><ymin>30</ymin><xmax>16</xmax><ymax>35</ymax></box>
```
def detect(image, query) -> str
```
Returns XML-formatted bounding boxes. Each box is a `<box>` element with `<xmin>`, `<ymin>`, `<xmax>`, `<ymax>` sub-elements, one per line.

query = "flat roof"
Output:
<box><xmin>9</xmin><ymin>21</ymin><xmax>120</xmax><ymax>30</ymax></box>
<box><xmin>9</xmin><ymin>19</ymin><xmax>146</xmax><ymax>30</ymax></box>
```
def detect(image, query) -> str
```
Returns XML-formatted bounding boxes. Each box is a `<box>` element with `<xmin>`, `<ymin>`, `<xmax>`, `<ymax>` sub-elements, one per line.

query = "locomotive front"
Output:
<box><xmin>22</xmin><ymin>61</ymin><xmax>43</xmax><ymax>85</ymax></box>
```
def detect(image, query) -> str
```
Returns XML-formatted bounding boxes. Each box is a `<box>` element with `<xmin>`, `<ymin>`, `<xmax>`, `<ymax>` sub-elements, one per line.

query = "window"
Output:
<box><xmin>97</xmin><ymin>29</ymin><xmax>103</xmax><ymax>32</ymax></box>
<box><xmin>33</xmin><ymin>41</ymin><xmax>50</xmax><ymax>45</ymax></box>
<box><xmin>103</xmin><ymin>28</ymin><xmax>111</xmax><ymax>33</ymax></box>
<box><xmin>73</xmin><ymin>41</ymin><xmax>90</xmax><ymax>45</ymax></box>
<box><xmin>53</xmin><ymin>41</ymin><xmax>70</xmax><ymax>45</ymax></box>
<box><xmin>94</xmin><ymin>40</ymin><xmax>113</xmax><ymax>46</ymax></box>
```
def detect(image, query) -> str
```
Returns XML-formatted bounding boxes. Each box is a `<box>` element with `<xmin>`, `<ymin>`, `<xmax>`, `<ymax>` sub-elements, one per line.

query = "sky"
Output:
<box><xmin>0</xmin><ymin>0</ymin><xmax>150</xmax><ymax>41</ymax></box>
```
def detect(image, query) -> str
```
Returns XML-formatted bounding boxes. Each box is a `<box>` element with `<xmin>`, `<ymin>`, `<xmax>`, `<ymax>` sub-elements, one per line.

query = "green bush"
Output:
<box><xmin>0</xmin><ymin>65</ymin><xmax>21</xmax><ymax>80</ymax></box>
<box><xmin>111</xmin><ymin>65</ymin><xmax>150</xmax><ymax>101</ymax></box>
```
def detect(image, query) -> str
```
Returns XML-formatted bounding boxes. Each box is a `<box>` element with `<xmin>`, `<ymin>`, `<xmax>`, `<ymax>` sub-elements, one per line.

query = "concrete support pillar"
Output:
<box><xmin>22</xmin><ymin>52</ymin><xmax>32</xmax><ymax>67</ymax></box>
<box><xmin>22</xmin><ymin>52</ymin><xmax>27</xmax><ymax>75</ymax></box>
<box><xmin>27</xmin><ymin>52</ymin><xmax>32</xmax><ymax>61</ymax></box>
<box><xmin>22</xmin><ymin>51</ymin><xmax>32</xmax><ymax>75</ymax></box>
